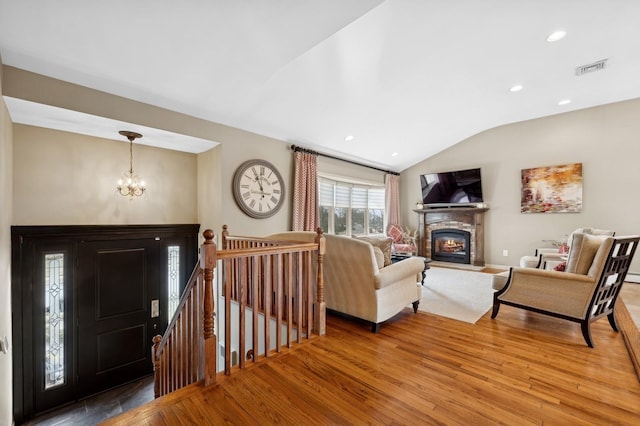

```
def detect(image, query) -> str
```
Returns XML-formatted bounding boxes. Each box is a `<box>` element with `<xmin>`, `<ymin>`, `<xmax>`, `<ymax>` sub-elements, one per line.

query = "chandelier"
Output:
<box><xmin>116</xmin><ymin>130</ymin><xmax>146</xmax><ymax>198</ymax></box>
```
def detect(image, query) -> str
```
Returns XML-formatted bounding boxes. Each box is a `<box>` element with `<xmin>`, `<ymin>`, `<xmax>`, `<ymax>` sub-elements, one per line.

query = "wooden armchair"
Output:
<box><xmin>492</xmin><ymin>234</ymin><xmax>639</xmax><ymax>347</ymax></box>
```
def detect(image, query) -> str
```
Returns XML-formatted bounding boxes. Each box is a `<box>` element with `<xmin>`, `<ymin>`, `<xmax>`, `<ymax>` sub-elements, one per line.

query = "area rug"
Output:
<box><xmin>417</xmin><ymin>266</ymin><xmax>495</xmax><ymax>324</ymax></box>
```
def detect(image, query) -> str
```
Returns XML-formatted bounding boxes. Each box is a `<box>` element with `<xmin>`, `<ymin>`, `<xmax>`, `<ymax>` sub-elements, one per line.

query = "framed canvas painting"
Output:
<box><xmin>521</xmin><ymin>163</ymin><xmax>582</xmax><ymax>213</ymax></box>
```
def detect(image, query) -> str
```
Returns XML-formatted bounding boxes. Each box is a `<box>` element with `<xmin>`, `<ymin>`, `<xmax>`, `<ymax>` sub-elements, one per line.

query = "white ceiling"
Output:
<box><xmin>1</xmin><ymin>0</ymin><xmax>640</xmax><ymax>171</ymax></box>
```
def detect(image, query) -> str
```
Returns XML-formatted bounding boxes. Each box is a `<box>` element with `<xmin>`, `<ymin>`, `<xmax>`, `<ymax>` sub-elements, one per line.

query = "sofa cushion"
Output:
<box><xmin>354</xmin><ymin>236</ymin><xmax>392</xmax><ymax>266</ymax></box>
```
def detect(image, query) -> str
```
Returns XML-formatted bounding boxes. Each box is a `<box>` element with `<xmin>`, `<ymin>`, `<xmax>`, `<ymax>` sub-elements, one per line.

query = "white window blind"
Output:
<box><xmin>318</xmin><ymin>177</ymin><xmax>385</xmax><ymax>236</ymax></box>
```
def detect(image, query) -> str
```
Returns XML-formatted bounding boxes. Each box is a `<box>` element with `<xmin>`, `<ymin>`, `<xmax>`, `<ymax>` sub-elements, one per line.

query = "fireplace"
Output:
<box><xmin>431</xmin><ymin>229</ymin><xmax>471</xmax><ymax>264</ymax></box>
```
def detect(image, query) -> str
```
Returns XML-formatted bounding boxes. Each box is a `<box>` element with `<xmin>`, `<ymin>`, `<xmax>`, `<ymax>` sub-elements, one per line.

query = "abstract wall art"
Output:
<box><xmin>521</xmin><ymin>162</ymin><xmax>583</xmax><ymax>213</ymax></box>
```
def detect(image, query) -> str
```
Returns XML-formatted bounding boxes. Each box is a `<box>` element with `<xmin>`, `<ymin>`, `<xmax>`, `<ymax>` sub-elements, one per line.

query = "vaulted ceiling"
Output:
<box><xmin>2</xmin><ymin>1</ymin><xmax>639</xmax><ymax>171</ymax></box>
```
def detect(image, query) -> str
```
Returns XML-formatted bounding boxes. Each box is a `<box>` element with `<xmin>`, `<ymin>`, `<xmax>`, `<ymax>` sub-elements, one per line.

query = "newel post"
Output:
<box><xmin>152</xmin><ymin>334</ymin><xmax>161</xmax><ymax>398</ymax></box>
<box><xmin>314</xmin><ymin>227</ymin><xmax>326</xmax><ymax>335</ymax></box>
<box><xmin>202</xmin><ymin>229</ymin><xmax>217</xmax><ymax>386</ymax></box>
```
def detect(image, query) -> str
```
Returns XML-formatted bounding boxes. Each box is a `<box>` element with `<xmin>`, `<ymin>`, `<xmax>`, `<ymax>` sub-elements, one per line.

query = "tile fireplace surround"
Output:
<box><xmin>415</xmin><ymin>207</ymin><xmax>488</xmax><ymax>266</ymax></box>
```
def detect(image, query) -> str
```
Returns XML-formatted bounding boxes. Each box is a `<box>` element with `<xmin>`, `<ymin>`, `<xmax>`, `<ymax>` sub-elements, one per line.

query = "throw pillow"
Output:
<box><xmin>372</xmin><ymin>246</ymin><xmax>385</xmax><ymax>269</ymax></box>
<box><xmin>565</xmin><ymin>233</ymin><xmax>607</xmax><ymax>275</ymax></box>
<box><xmin>387</xmin><ymin>224</ymin><xmax>404</xmax><ymax>244</ymax></box>
<box><xmin>554</xmin><ymin>262</ymin><xmax>567</xmax><ymax>272</ymax></box>
<box><xmin>354</xmin><ymin>236</ymin><xmax>392</xmax><ymax>266</ymax></box>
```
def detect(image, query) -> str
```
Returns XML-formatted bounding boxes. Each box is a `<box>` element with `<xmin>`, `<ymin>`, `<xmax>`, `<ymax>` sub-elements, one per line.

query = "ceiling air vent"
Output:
<box><xmin>575</xmin><ymin>59</ymin><xmax>608</xmax><ymax>76</ymax></box>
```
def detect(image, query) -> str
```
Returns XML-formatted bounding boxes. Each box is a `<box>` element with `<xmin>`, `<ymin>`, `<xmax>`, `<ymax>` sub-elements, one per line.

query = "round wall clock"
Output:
<box><xmin>232</xmin><ymin>159</ymin><xmax>285</xmax><ymax>219</ymax></box>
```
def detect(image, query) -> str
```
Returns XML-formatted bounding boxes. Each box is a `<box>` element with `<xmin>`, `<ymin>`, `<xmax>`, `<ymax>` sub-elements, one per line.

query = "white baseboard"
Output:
<box><xmin>486</xmin><ymin>263</ymin><xmax>511</xmax><ymax>270</ymax></box>
<box><xmin>625</xmin><ymin>273</ymin><xmax>640</xmax><ymax>283</ymax></box>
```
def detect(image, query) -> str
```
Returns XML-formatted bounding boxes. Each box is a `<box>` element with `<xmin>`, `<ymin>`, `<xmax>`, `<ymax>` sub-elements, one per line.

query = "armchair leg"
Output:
<box><xmin>412</xmin><ymin>301</ymin><xmax>420</xmax><ymax>313</ymax></box>
<box><xmin>371</xmin><ymin>323</ymin><xmax>380</xmax><ymax>333</ymax></box>
<box><xmin>491</xmin><ymin>301</ymin><xmax>501</xmax><ymax>319</ymax></box>
<box><xmin>607</xmin><ymin>312</ymin><xmax>619</xmax><ymax>332</ymax></box>
<box><xmin>581</xmin><ymin>321</ymin><xmax>594</xmax><ymax>348</ymax></box>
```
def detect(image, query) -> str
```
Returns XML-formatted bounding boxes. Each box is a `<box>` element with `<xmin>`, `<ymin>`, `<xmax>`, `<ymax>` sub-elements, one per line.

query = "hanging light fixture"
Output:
<box><xmin>116</xmin><ymin>130</ymin><xmax>146</xmax><ymax>198</ymax></box>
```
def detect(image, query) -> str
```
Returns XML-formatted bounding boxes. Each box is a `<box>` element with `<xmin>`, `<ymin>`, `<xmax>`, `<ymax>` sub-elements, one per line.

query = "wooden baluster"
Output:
<box><xmin>224</xmin><ymin>257</ymin><xmax>232</xmax><ymax>375</ymax></box>
<box><xmin>222</xmin><ymin>224</ymin><xmax>229</xmax><ymax>250</ymax></box>
<box><xmin>275</xmin><ymin>253</ymin><xmax>283</xmax><ymax>353</ymax></box>
<box><xmin>152</xmin><ymin>335</ymin><xmax>161</xmax><ymax>398</ymax></box>
<box><xmin>286</xmin><ymin>253</ymin><xmax>293</xmax><ymax>348</ymax></box>
<box><xmin>305</xmin><ymin>251</ymin><xmax>312</xmax><ymax>338</ymax></box>
<box><xmin>191</xmin><ymin>278</ymin><xmax>204</xmax><ymax>381</ymax></box>
<box><xmin>180</xmin><ymin>308</ymin><xmax>187</xmax><ymax>387</ymax></box>
<box><xmin>201</xmin><ymin>229</ymin><xmax>217</xmax><ymax>386</ymax></box>
<box><xmin>315</xmin><ymin>228</ymin><xmax>326</xmax><ymax>336</ymax></box>
<box><xmin>296</xmin><ymin>251</ymin><xmax>303</xmax><ymax>343</ymax></box>
<box><xmin>238</xmin><ymin>257</ymin><xmax>247</xmax><ymax>368</ymax></box>
<box><xmin>252</xmin><ymin>255</ymin><xmax>259</xmax><ymax>362</ymax></box>
<box><xmin>186</xmin><ymin>290</ymin><xmax>192</xmax><ymax>382</ymax></box>
<box><xmin>264</xmin><ymin>254</ymin><xmax>272</xmax><ymax>358</ymax></box>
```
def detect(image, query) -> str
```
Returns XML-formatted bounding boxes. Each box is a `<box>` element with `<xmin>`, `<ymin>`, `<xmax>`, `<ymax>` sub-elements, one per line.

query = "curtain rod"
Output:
<box><xmin>290</xmin><ymin>145</ymin><xmax>400</xmax><ymax>176</ymax></box>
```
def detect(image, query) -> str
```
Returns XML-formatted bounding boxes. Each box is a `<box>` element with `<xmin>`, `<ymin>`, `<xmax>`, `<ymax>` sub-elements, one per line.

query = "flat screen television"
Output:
<box><xmin>420</xmin><ymin>167</ymin><xmax>483</xmax><ymax>207</ymax></box>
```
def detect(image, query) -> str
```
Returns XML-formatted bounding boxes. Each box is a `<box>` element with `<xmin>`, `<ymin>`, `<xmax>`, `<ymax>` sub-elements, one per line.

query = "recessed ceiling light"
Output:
<box><xmin>509</xmin><ymin>84</ymin><xmax>524</xmax><ymax>92</ymax></box>
<box><xmin>391</xmin><ymin>152</ymin><xmax>398</xmax><ymax>157</ymax></box>
<box><xmin>547</xmin><ymin>30</ymin><xmax>567</xmax><ymax>42</ymax></box>
<box><xmin>345</xmin><ymin>135</ymin><xmax>354</xmax><ymax>142</ymax></box>
<box><xmin>558</xmin><ymin>99</ymin><xmax>571</xmax><ymax>106</ymax></box>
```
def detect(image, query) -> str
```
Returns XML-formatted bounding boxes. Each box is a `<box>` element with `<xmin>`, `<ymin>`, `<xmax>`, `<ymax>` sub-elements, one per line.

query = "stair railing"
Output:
<box><xmin>152</xmin><ymin>227</ymin><xmax>325</xmax><ymax>397</ymax></box>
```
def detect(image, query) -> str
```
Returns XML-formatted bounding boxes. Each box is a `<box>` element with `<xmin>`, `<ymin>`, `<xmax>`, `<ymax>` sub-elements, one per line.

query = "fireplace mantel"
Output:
<box><xmin>414</xmin><ymin>207</ymin><xmax>489</xmax><ymax>266</ymax></box>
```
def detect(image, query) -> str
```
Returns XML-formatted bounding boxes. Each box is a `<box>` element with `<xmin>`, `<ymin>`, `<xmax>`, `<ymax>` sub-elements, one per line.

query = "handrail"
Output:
<box><xmin>151</xmin><ymin>231</ymin><xmax>212</xmax><ymax>397</ymax></box>
<box><xmin>152</xmin><ymin>227</ymin><xmax>325</xmax><ymax>397</ymax></box>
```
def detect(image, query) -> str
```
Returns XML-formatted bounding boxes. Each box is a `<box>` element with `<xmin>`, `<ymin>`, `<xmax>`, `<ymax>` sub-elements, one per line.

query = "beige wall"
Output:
<box><xmin>401</xmin><ymin>98</ymin><xmax>640</xmax><ymax>272</ymax></box>
<box><xmin>216</xmin><ymin>127</ymin><xmax>291</xmax><ymax>237</ymax></box>
<box><xmin>4</xmin><ymin>66</ymin><xmax>296</xmax><ymax>237</ymax></box>
<box><xmin>197</xmin><ymin>145</ymin><xmax>222</xmax><ymax>240</ymax></box>
<box><xmin>13</xmin><ymin>125</ymin><xmax>198</xmax><ymax>225</ymax></box>
<box><xmin>0</xmin><ymin>55</ymin><xmax>13</xmax><ymax>426</ymax></box>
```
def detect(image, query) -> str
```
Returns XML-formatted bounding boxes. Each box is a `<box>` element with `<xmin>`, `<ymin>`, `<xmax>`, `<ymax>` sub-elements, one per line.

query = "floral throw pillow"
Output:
<box><xmin>387</xmin><ymin>224</ymin><xmax>404</xmax><ymax>244</ymax></box>
<box><xmin>554</xmin><ymin>262</ymin><xmax>567</xmax><ymax>272</ymax></box>
<box><xmin>354</xmin><ymin>236</ymin><xmax>393</xmax><ymax>266</ymax></box>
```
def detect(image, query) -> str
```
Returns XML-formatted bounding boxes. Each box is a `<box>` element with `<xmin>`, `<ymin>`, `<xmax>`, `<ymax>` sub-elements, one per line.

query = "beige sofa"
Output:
<box><xmin>266</xmin><ymin>232</ymin><xmax>425</xmax><ymax>332</ymax></box>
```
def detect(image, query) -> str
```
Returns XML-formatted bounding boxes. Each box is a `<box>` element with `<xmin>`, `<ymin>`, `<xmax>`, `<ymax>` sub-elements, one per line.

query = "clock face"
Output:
<box><xmin>233</xmin><ymin>160</ymin><xmax>285</xmax><ymax>218</ymax></box>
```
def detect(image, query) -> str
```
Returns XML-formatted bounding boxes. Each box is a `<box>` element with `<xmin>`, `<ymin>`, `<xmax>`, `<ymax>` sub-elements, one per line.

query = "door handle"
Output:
<box><xmin>151</xmin><ymin>299</ymin><xmax>160</xmax><ymax>318</ymax></box>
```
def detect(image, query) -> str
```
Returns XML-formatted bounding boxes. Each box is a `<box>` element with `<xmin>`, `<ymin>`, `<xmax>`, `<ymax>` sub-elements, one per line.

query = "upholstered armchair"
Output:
<box><xmin>519</xmin><ymin>227</ymin><xmax>615</xmax><ymax>270</ymax></box>
<box><xmin>492</xmin><ymin>233</ymin><xmax>639</xmax><ymax>347</ymax></box>
<box><xmin>387</xmin><ymin>224</ymin><xmax>417</xmax><ymax>256</ymax></box>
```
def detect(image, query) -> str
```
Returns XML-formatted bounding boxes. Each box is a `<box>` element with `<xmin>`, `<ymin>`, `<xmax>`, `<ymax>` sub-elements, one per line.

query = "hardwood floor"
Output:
<box><xmin>102</xmin><ymin>302</ymin><xmax>640</xmax><ymax>425</ymax></box>
<box><xmin>24</xmin><ymin>375</ymin><xmax>154</xmax><ymax>425</ymax></box>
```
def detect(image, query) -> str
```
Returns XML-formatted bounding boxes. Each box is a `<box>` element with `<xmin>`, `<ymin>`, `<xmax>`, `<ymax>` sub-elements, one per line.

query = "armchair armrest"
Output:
<box><xmin>536</xmin><ymin>248</ymin><xmax>560</xmax><ymax>255</ymax></box>
<box><xmin>498</xmin><ymin>267</ymin><xmax>597</xmax><ymax>319</ymax></box>
<box><xmin>374</xmin><ymin>257</ymin><xmax>424</xmax><ymax>289</ymax></box>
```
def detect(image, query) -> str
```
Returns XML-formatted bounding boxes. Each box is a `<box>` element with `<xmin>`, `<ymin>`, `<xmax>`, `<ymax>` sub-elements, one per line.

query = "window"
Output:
<box><xmin>319</xmin><ymin>177</ymin><xmax>385</xmax><ymax>236</ymax></box>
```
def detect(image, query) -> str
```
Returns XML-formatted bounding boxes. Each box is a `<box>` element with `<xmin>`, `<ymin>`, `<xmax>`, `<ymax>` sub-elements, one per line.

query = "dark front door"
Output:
<box><xmin>11</xmin><ymin>224</ymin><xmax>199</xmax><ymax>423</ymax></box>
<box><xmin>76</xmin><ymin>238</ymin><xmax>160</xmax><ymax>397</ymax></box>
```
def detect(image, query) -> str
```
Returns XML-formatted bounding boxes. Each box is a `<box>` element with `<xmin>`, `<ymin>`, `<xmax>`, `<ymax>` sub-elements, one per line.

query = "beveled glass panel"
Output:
<box><xmin>168</xmin><ymin>245</ymin><xmax>180</xmax><ymax>318</ymax></box>
<box><xmin>44</xmin><ymin>253</ymin><xmax>64</xmax><ymax>389</ymax></box>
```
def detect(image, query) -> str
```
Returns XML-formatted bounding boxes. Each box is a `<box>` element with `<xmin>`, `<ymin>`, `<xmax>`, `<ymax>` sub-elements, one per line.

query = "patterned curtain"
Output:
<box><xmin>385</xmin><ymin>173</ymin><xmax>401</xmax><ymax>230</ymax></box>
<box><xmin>292</xmin><ymin>151</ymin><xmax>319</xmax><ymax>231</ymax></box>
